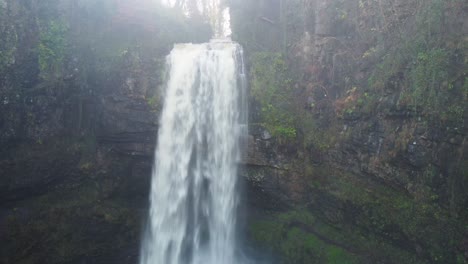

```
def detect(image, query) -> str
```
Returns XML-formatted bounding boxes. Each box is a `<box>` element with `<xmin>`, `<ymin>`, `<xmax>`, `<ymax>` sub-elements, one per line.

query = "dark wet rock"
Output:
<box><xmin>406</xmin><ymin>141</ymin><xmax>429</xmax><ymax>168</ymax></box>
<box><xmin>0</xmin><ymin>0</ymin><xmax>216</xmax><ymax>263</ymax></box>
<box><xmin>232</xmin><ymin>1</ymin><xmax>467</xmax><ymax>262</ymax></box>
<box><xmin>0</xmin><ymin>142</ymin><xmax>81</xmax><ymax>202</ymax></box>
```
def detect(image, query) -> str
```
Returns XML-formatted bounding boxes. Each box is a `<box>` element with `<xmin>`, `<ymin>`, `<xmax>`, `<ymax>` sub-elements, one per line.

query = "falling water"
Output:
<box><xmin>140</xmin><ymin>39</ymin><xmax>247</xmax><ymax>264</ymax></box>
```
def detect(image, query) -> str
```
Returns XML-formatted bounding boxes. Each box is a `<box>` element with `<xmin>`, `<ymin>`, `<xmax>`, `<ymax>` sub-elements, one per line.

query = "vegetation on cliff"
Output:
<box><xmin>231</xmin><ymin>0</ymin><xmax>467</xmax><ymax>263</ymax></box>
<box><xmin>250</xmin><ymin>52</ymin><xmax>297</xmax><ymax>140</ymax></box>
<box><xmin>1</xmin><ymin>0</ymin><xmax>467</xmax><ymax>263</ymax></box>
<box><xmin>0</xmin><ymin>0</ymin><xmax>210</xmax><ymax>263</ymax></box>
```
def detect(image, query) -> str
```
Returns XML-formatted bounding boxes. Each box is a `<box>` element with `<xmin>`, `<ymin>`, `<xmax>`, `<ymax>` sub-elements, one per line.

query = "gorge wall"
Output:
<box><xmin>0</xmin><ymin>1</ymin><xmax>210</xmax><ymax>263</ymax></box>
<box><xmin>0</xmin><ymin>0</ymin><xmax>467</xmax><ymax>264</ymax></box>
<box><xmin>230</xmin><ymin>0</ymin><xmax>468</xmax><ymax>263</ymax></box>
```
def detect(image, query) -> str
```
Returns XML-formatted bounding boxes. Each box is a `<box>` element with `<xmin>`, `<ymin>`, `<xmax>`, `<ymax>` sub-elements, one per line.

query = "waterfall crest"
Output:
<box><xmin>140</xmin><ymin>39</ymin><xmax>247</xmax><ymax>264</ymax></box>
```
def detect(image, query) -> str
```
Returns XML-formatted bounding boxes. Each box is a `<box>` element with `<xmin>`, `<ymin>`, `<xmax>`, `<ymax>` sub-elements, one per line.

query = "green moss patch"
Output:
<box><xmin>249</xmin><ymin>210</ymin><xmax>360</xmax><ymax>264</ymax></box>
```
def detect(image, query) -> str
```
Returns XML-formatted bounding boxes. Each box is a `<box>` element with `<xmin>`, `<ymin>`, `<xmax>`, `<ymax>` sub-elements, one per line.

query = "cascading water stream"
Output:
<box><xmin>140</xmin><ymin>39</ymin><xmax>247</xmax><ymax>264</ymax></box>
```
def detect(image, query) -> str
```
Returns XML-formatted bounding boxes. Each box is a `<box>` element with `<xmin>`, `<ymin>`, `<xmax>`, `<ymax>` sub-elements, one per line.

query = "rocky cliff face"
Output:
<box><xmin>231</xmin><ymin>0</ymin><xmax>468</xmax><ymax>263</ymax></box>
<box><xmin>1</xmin><ymin>0</ymin><xmax>467</xmax><ymax>263</ymax></box>
<box><xmin>0</xmin><ymin>1</ymin><xmax>210</xmax><ymax>263</ymax></box>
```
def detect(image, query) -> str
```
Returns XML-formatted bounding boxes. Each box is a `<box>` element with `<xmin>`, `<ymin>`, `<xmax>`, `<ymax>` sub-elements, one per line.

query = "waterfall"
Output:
<box><xmin>140</xmin><ymin>39</ymin><xmax>247</xmax><ymax>264</ymax></box>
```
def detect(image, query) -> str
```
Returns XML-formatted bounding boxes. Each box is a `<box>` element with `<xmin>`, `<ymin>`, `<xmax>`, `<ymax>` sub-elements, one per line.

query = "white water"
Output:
<box><xmin>140</xmin><ymin>40</ymin><xmax>247</xmax><ymax>264</ymax></box>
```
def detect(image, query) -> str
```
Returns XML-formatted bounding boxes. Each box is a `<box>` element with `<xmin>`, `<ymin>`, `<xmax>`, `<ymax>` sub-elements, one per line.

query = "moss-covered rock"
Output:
<box><xmin>0</xmin><ymin>0</ymin><xmax>212</xmax><ymax>263</ymax></box>
<box><xmin>233</xmin><ymin>0</ymin><xmax>468</xmax><ymax>263</ymax></box>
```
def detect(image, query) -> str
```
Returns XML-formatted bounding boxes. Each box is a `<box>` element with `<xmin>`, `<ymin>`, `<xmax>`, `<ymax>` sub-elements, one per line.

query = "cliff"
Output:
<box><xmin>231</xmin><ymin>0</ymin><xmax>468</xmax><ymax>263</ymax></box>
<box><xmin>0</xmin><ymin>0</ymin><xmax>467</xmax><ymax>263</ymax></box>
<box><xmin>0</xmin><ymin>0</ymin><xmax>210</xmax><ymax>263</ymax></box>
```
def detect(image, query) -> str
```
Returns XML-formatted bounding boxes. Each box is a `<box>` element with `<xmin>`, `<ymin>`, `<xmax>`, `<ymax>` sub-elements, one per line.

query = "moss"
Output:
<box><xmin>0</xmin><ymin>1</ymin><xmax>17</xmax><ymax>72</ymax></box>
<box><xmin>146</xmin><ymin>94</ymin><xmax>161</xmax><ymax>111</ymax></box>
<box><xmin>463</xmin><ymin>77</ymin><xmax>468</xmax><ymax>101</ymax></box>
<box><xmin>0</xmin><ymin>28</ymin><xmax>17</xmax><ymax>72</ymax></box>
<box><xmin>77</xmin><ymin>135</ymin><xmax>97</xmax><ymax>168</ymax></box>
<box><xmin>372</xmin><ymin>42</ymin><xmax>467</xmax><ymax>124</ymax></box>
<box><xmin>402</xmin><ymin>48</ymin><xmax>450</xmax><ymax>116</ymax></box>
<box><xmin>300</xmin><ymin>112</ymin><xmax>339</xmax><ymax>151</ymax></box>
<box><xmin>249</xmin><ymin>210</ymin><xmax>361</xmax><ymax>264</ymax></box>
<box><xmin>250</xmin><ymin>52</ymin><xmax>298</xmax><ymax>141</ymax></box>
<box><xmin>249</xmin><ymin>205</ymin><xmax>436</xmax><ymax>263</ymax></box>
<box><xmin>5</xmin><ymin>176</ymin><xmax>141</xmax><ymax>264</ymax></box>
<box><xmin>310</xmin><ymin>169</ymin><xmax>465</xmax><ymax>263</ymax></box>
<box><xmin>38</xmin><ymin>19</ymin><xmax>68</xmax><ymax>80</ymax></box>
<box><xmin>250</xmin><ymin>220</ymin><xmax>283</xmax><ymax>249</ymax></box>
<box><xmin>326</xmin><ymin>246</ymin><xmax>356</xmax><ymax>264</ymax></box>
<box><xmin>340</xmin><ymin>89</ymin><xmax>377</xmax><ymax>117</ymax></box>
<box><xmin>367</xmin><ymin>1</ymin><xmax>466</xmax><ymax>124</ymax></box>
